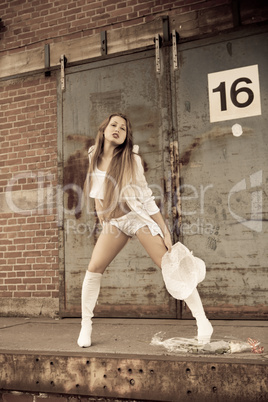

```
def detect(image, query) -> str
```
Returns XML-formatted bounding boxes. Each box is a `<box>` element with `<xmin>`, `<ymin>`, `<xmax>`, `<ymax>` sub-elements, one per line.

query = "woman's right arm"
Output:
<box><xmin>133</xmin><ymin>154</ymin><xmax>160</xmax><ymax>216</ymax></box>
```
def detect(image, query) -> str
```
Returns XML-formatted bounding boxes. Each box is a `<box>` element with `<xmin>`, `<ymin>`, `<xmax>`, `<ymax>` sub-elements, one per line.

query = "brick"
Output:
<box><xmin>3</xmin><ymin>225</ymin><xmax>21</xmax><ymax>233</ymax></box>
<box><xmin>13</xmin><ymin>264</ymin><xmax>31</xmax><ymax>270</ymax></box>
<box><xmin>42</xmin><ymin>277</ymin><xmax>51</xmax><ymax>284</ymax></box>
<box><xmin>23</xmin><ymin>251</ymin><xmax>41</xmax><ymax>258</ymax></box>
<box><xmin>25</xmin><ymin>271</ymin><xmax>36</xmax><ymax>277</ymax></box>
<box><xmin>7</xmin><ymin>272</ymin><xmax>16</xmax><ymax>278</ymax></box>
<box><xmin>4</xmin><ymin>278</ymin><xmax>22</xmax><ymax>284</ymax></box>
<box><xmin>32</xmin><ymin>291</ymin><xmax>51</xmax><ymax>297</ymax></box>
<box><xmin>0</xmin><ymin>291</ymin><xmax>13</xmax><ymax>297</ymax></box>
<box><xmin>17</xmin><ymin>272</ymin><xmax>26</xmax><ymax>277</ymax></box>
<box><xmin>14</xmin><ymin>292</ymin><xmax>32</xmax><ymax>297</ymax></box>
<box><xmin>23</xmin><ymin>278</ymin><xmax>41</xmax><ymax>284</ymax></box>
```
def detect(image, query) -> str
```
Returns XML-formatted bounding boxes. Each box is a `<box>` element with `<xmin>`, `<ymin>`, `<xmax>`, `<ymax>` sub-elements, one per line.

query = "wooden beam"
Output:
<box><xmin>0</xmin><ymin>19</ymin><xmax>162</xmax><ymax>80</ymax></box>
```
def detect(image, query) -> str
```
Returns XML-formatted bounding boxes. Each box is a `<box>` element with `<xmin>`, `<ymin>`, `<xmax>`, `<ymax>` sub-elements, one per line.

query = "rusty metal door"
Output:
<box><xmin>58</xmin><ymin>50</ymin><xmax>176</xmax><ymax>318</ymax></box>
<box><xmin>173</xmin><ymin>28</ymin><xmax>268</xmax><ymax>319</ymax></box>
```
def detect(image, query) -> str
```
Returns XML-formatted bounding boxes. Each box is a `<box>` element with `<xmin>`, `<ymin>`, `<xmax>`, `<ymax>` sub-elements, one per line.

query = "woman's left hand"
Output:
<box><xmin>164</xmin><ymin>232</ymin><xmax>172</xmax><ymax>253</ymax></box>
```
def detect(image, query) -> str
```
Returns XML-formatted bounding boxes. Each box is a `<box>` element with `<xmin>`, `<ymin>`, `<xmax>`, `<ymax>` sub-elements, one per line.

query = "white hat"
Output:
<box><xmin>161</xmin><ymin>242</ymin><xmax>206</xmax><ymax>300</ymax></box>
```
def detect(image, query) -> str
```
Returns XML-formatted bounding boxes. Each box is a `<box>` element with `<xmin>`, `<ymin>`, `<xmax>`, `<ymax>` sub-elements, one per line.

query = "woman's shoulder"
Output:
<box><xmin>132</xmin><ymin>150</ymin><xmax>142</xmax><ymax>166</ymax></box>
<box><xmin>132</xmin><ymin>144</ymin><xmax>139</xmax><ymax>154</ymax></box>
<box><xmin>132</xmin><ymin>144</ymin><xmax>141</xmax><ymax>161</ymax></box>
<box><xmin>88</xmin><ymin>145</ymin><xmax>95</xmax><ymax>154</ymax></box>
<box><xmin>132</xmin><ymin>148</ymin><xmax>146</xmax><ymax>174</ymax></box>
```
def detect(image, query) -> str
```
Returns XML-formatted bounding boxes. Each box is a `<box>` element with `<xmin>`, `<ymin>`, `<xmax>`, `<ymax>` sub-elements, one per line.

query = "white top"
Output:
<box><xmin>87</xmin><ymin>145</ymin><xmax>160</xmax><ymax>218</ymax></box>
<box><xmin>89</xmin><ymin>166</ymin><xmax>106</xmax><ymax>200</ymax></box>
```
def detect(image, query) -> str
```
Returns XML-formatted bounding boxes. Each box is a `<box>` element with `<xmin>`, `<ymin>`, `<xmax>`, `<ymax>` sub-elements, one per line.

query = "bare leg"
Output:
<box><xmin>88</xmin><ymin>223</ymin><xmax>130</xmax><ymax>273</ymax></box>
<box><xmin>78</xmin><ymin>224</ymin><xmax>130</xmax><ymax>347</ymax></box>
<box><xmin>136</xmin><ymin>226</ymin><xmax>213</xmax><ymax>343</ymax></box>
<box><xmin>135</xmin><ymin>226</ymin><xmax>167</xmax><ymax>268</ymax></box>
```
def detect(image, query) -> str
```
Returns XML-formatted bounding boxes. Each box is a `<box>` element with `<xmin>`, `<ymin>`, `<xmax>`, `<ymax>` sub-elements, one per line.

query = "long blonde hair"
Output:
<box><xmin>86</xmin><ymin>113</ymin><xmax>137</xmax><ymax>219</ymax></box>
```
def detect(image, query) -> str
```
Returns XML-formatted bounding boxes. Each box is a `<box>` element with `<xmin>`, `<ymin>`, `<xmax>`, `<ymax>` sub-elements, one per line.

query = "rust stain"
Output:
<box><xmin>63</xmin><ymin>136</ymin><xmax>94</xmax><ymax>219</ymax></box>
<box><xmin>180</xmin><ymin>126</ymin><xmax>253</xmax><ymax>166</ymax></box>
<box><xmin>181</xmin><ymin>140</ymin><xmax>199</xmax><ymax>165</ymax></box>
<box><xmin>169</xmin><ymin>141</ymin><xmax>181</xmax><ymax>230</ymax></box>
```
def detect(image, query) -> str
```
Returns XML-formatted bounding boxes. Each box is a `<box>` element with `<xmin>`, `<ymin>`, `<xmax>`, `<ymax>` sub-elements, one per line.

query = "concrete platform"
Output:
<box><xmin>0</xmin><ymin>317</ymin><xmax>267</xmax><ymax>401</ymax></box>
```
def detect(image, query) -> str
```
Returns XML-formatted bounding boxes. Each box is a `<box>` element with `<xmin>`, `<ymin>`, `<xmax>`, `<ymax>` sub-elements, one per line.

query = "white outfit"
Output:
<box><xmin>88</xmin><ymin>166</ymin><xmax>106</xmax><ymax>200</ymax></box>
<box><xmin>78</xmin><ymin>145</ymin><xmax>213</xmax><ymax>348</ymax></box>
<box><xmin>103</xmin><ymin>211</ymin><xmax>163</xmax><ymax>238</ymax></box>
<box><xmin>87</xmin><ymin>145</ymin><xmax>163</xmax><ymax>238</ymax></box>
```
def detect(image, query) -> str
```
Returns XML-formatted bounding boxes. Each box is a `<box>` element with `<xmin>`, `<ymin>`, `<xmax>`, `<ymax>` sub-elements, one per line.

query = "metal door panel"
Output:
<box><xmin>60</xmin><ymin>51</ymin><xmax>176</xmax><ymax>318</ymax></box>
<box><xmin>174</xmin><ymin>30</ymin><xmax>268</xmax><ymax>318</ymax></box>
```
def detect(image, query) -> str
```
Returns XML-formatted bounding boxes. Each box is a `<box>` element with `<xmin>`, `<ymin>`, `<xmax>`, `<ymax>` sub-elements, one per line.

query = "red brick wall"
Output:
<box><xmin>0</xmin><ymin>0</ymin><xmax>182</xmax><ymax>54</ymax></box>
<box><xmin>0</xmin><ymin>0</ymin><xmax>267</xmax><ymax>316</ymax></box>
<box><xmin>0</xmin><ymin>73</ymin><xmax>58</xmax><ymax>303</ymax></box>
<box><xmin>1</xmin><ymin>0</ymin><xmax>267</xmax><ymax>57</ymax></box>
<box><xmin>0</xmin><ymin>0</ymin><xmax>230</xmax><ymax>53</ymax></box>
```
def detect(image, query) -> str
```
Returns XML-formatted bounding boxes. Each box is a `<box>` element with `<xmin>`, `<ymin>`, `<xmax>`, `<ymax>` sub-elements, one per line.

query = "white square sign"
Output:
<box><xmin>208</xmin><ymin>65</ymin><xmax>262</xmax><ymax>123</ymax></box>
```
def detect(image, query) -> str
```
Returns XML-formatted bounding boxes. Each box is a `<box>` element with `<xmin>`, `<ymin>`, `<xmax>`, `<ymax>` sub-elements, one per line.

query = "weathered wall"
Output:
<box><xmin>0</xmin><ymin>0</ymin><xmax>267</xmax><ymax>317</ymax></box>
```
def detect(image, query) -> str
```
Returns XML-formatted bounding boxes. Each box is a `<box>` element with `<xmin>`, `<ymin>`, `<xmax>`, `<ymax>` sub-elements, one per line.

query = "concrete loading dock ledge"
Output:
<box><xmin>0</xmin><ymin>317</ymin><xmax>267</xmax><ymax>401</ymax></box>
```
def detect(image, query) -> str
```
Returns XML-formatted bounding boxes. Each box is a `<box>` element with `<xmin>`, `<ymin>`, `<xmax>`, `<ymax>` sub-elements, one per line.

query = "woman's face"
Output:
<box><xmin>104</xmin><ymin>115</ymin><xmax>127</xmax><ymax>146</ymax></box>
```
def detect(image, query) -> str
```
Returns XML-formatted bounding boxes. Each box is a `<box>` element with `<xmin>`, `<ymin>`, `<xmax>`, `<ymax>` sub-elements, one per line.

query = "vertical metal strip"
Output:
<box><xmin>172</xmin><ymin>30</ymin><xmax>178</xmax><ymax>71</ymax></box>
<box><xmin>158</xmin><ymin>45</ymin><xmax>179</xmax><ymax>317</ymax></box>
<box><xmin>57</xmin><ymin>67</ymin><xmax>66</xmax><ymax>316</ymax></box>
<box><xmin>44</xmin><ymin>44</ymin><xmax>51</xmax><ymax>76</ymax></box>
<box><xmin>231</xmin><ymin>0</ymin><xmax>241</xmax><ymax>27</ymax></box>
<box><xmin>155</xmin><ymin>34</ymin><xmax>161</xmax><ymax>73</ymax></box>
<box><xmin>101</xmin><ymin>31</ymin><xmax>107</xmax><ymax>55</ymax></box>
<box><xmin>162</xmin><ymin>15</ymin><xmax>170</xmax><ymax>43</ymax></box>
<box><xmin>60</xmin><ymin>55</ymin><xmax>67</xmax><ymax>91</ymax></box>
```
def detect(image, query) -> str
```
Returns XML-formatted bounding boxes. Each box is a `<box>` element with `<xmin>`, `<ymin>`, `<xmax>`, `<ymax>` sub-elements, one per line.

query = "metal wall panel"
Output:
<box><xmin>58</xmin><ymin>27</ymin><xmax>268</xmax><ymax>319</ymax></box>
<box><xmin>173</xmin><ymin>29</ymin><xmax>268</xmax><ymax>318</ymax></box>
<box><xmin>59</xmin><ymin>51</ymin><xmax>176</xmax><ymax>318</ymax></box>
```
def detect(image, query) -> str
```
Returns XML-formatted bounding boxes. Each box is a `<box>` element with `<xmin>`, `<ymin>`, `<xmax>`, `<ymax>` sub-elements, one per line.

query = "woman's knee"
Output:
<box><xmin>87</xmin><ymin>259</ymin><xmax>107</xmax><ymax>274</ymax></box>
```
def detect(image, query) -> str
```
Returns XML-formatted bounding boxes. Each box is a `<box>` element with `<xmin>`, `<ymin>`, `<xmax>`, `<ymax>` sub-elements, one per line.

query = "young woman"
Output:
<box><xmin>77</xmin><ymin>113</ymin><xmax>213</xmax><ymax>348</ymax></box>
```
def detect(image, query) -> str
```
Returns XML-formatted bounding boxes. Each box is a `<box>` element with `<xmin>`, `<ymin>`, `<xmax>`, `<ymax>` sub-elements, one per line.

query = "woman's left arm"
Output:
<box><xmin>150</xmin><ymin>211</ymin><xmax>172</xmax><ymax>252</ymax></box>
<box><xmin>133</xmin><ymin>154</ymin><xmax>172</xmax><ymax>252</ymax></box>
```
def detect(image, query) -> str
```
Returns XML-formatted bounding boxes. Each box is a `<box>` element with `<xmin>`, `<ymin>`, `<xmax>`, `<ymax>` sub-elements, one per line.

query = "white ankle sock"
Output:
<box><xmin>77</xmin><ymin>271</ymin><xmax>102</xmax><ymax>348</ymax></box>
<box><xmin>184</xmin><ymin>288</ymin><xmax>213</xmax><ymax>344</ymax></box>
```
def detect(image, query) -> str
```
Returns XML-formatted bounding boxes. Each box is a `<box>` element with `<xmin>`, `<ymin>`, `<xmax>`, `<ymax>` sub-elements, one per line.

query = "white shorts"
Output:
<box><xmin>103</xmin><ymin>211</ymin><xmax>164</xmax><ymax>238</ymax></box>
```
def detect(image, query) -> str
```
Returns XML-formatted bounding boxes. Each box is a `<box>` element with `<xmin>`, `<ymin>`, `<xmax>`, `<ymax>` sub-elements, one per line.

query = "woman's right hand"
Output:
<box><xmin>163</xmin><ymin>231</ymin><xmax>172</xmax><ymax>253</ymax></box>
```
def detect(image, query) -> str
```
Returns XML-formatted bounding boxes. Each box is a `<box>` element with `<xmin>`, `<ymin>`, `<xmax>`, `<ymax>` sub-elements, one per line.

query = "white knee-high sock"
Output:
<box><xmin>77</xmin><ymin>271</ymin><xmax>102</xmax><ymax>348</ymax></box>
<box><xmin>184</xmin><ymin>288</ymin><xmax>213</xmax><ymax>343</ymax></box>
